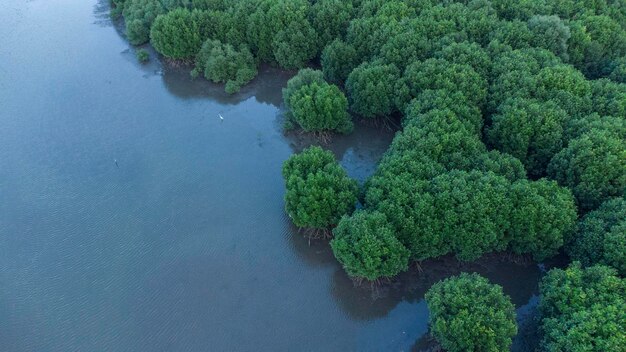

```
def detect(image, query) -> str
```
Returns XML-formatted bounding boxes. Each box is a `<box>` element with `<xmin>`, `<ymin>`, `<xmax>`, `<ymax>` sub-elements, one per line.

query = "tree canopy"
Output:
<box><xmin>281</xmin><ymin>146</ymin><xmax>358</xmax><ymax>232</ymax></box>
<box><xmin>287</xmin><ymin>81</ymin><xmax>353</xmax><ymax>134</ymax></box>
<box><xmin>539</xmin><ymin>263</ymin><xmax>626</xmax><ymax>352</ymax></box>
<box><xmin>330</xmin><ymin>210</ymin><xmax>410</xmax><ymax>281</ymax></box>
<box><xmin>193</xmin><ymin>39</ymin><xmax>257</xmax><ymax>94</ymax></box>
<box><xmin>425</xmin><ymin>273</ymin><xmax>518</xmax><ymax>352</ymax></box>
<box><xmin>567</xmin><ymin>197</ymin><xmax>626</xmax><ymax>275</ymax></box>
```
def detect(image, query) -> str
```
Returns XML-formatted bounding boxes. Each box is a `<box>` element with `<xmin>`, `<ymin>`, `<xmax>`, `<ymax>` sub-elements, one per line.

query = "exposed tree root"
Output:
<box><xmin>164</xmin><ymin>58</ymin><xmax>194</xmax><ymax>68</ymax></box>
<box><xmin>299</xmin><ymin>130</ymin><xmax>332</xmax><ymax>144</ymax></box>
<box><xmin>299</xmin><ymin>227</ymin><xmax>332</xmax><ymax>244</ymax></box>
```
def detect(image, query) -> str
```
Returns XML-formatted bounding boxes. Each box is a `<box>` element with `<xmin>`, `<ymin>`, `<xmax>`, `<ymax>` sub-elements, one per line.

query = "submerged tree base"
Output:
<box><xmin>300</xmin><ymin>227</ymin><xmax>332</xmax><ymax>242</ymax></box>
<box><xmin>351</xmin><ymin>276</ymin><xmax>392</xmax><ymax>289</ymax></box>
<box><xmin>163</xmin><ymin>57</ymin><xmax>194</xmax><ymax>68</ymax></box>
<box><xmin>306</xmin><ymin>130</ymin><xmax>333</xmax><ymax>144</ymax></box>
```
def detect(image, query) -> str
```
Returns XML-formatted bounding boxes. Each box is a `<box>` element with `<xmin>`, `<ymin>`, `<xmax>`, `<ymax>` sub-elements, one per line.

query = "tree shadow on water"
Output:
<box><xmin>330</xmin><ymin>253</ymin><xmax>542</xmax><ymax>323</ymax></box>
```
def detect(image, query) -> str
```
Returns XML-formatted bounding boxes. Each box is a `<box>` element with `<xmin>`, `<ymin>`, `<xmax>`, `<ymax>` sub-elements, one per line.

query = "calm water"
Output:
<box><xmin>0</xmin><ymin>1</ymin><xmax>543</xmax><ymax>351</ymax></box>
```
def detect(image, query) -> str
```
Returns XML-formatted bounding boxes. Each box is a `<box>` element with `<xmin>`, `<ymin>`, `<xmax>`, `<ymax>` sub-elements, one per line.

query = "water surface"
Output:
<box><xmin>0</xmin><ymin>1</ymin><xmax>542</xmax><ymax>351</ymax></box>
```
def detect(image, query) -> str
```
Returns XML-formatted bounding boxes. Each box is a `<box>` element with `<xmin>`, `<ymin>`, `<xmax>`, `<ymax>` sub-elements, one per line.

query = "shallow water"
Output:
<box><xmin>0</xmin><ymin>1</ymin><xmax>543</xmax><ymax>351</ymax></box>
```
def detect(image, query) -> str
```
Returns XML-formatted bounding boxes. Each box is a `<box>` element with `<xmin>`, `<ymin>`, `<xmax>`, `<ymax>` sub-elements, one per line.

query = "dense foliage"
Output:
<box><xmin>345</xmin><ymin>61</ymin><xmax>400</xmax><ymax>118</ymax></box>
<box><xmin>281</xmin><ymin>146</ymin><xmax>358</xmax><ymax>231</ymax></box>
<box><xmin>288</xmin><ymin>82</ymin><xmax>353</xmax><ymax>134</ymax></box>
<box><xmin>539</xmin><ymin>263</ymin><xmax>626</xmax><ymax>352</ymax></box>
<box><xmin>330</xmin><ymin>210</ymin><xmax>409</xmax><ymax>281</ymax></box>
<box><xmin>192</xmin><ymin>39</ymin><xmax>257</xmax><ymax>93</ymax></box>
<box><xmin>567</xmin><ymin>197</ymin><xmax>626</xmax><ymax>275</ymax></box>
<box><xmin>149</xmin><ymin>8</ymin><xmax>208</xmax><ymax>59</ymax></box>
<box><xmin>425</xmin><ymin>273</ymin><xmax>518</xmax><ymax>352</ymax></box>
<box><xmin>486</xmin><ymin>98</ymin><xmax>567</xmax><ymax>178</ymax></box>
<box><xmin>123</xmin><ymin>0</ymin><xmax>165</xmax><ymax>45</ymax></box>
<box><xmin>548</xmin><ymin>129</ymin><xmax>626</xmax><ymax>212</ymax></box>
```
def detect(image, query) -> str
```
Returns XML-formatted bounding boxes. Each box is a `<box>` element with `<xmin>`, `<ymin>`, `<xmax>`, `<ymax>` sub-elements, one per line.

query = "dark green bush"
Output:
<box><xmin>330</xmin><ymin>210</ymin><xmax>409</xmax><ymax>281</ymax></box>
<box><xmin>345</xmin><ymin>61</ymin><xmax>400</xmax><ymax>118</ymax></box>
<box><xmin>396</xmin><ymin>58</ymin><xmax>487</xmax><ymax>112</ymax></box>
<box><xmin>508</xmin><ymin>179</ymin><xmax>577</xmax><ymax>261</ymax></box>
<box><xmin>548</xmin><ymin>129</ymin><xmax>626</xmax><ymax>213</ymax></box>
<box><xmin>539</xmin><ymin>263</ymin><xmax>625</xmax><ymax>352</ymax></box>
<box><xmin>288</xmin><ymin>82</ymin><xmax>353</xmax><ymax>134</ymax></box>
<box><xmin>425</xmin><ymin>273</ymin><xmax>517</xmax><ymax>352</ymax></box>
<box><xmin>567</xmin><ymin>197</ymin><xmax>626</xmax><ymax>275</ymax></box>
<box><xmin>321</xmin><ymin>40</ymin><xmax>359</xmax><ymax>84</ymax></box>
<box><xmin>403</xmin><ymin>89</ymin><xmax>483</xmax><ymax>134</ymax></box>
<box><xmin>123</xmin><ymin>0</ymin><xmax>164</xmax><ymax>45</ymax></box>
<box><xmin>136</xmin><ymin>48</ymin><xmax>150</xmax><ymax>63</ymax></box>
<box><xmin>282</xmin><ymin>146</ymin><xmax>358</xmax><ymax>231</ymax></box>
<box><xmin>486</xmin><ymin>97</ymin><xmax>568</xmax><ymax>177</ymax></box>
<box><xmin>150</xmin><ymin>8</ymin><xmax>207</xmax><ymax>59</ymax></box>
<box><xmin>282</xmin><ymin>68</ymin><xmax>325</xmax><ymax>112</ymax></box>
<box><xmin>528</xmin><ymin>15</ymin><xmax>571</xmax><ymax>60</ymax></box>
<box><xmin>193</xmin><ymin>39</ymin><xmax>257</xmax><ymax>94</ymax></box>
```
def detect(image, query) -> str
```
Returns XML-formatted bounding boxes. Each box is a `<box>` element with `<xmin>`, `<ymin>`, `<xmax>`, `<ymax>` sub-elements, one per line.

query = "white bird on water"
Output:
<box><xmin>219</xmin><ymin>113</ymin><xmax>224</xmax><ymax>121</ymax></box>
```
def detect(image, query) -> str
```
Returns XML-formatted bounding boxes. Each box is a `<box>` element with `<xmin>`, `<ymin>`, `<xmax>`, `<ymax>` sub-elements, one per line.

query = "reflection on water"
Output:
<box><xmin>0</xmin><ymin>0</ymin><xmax>545</xmax><ymax>351</ymax></box>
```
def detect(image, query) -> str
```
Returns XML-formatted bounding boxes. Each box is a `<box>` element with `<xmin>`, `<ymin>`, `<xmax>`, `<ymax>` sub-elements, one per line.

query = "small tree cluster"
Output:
<box><xmin>281</xmin><ymin>146</ymin><xmax>358</xmax><ymax>235</ymax></box>
<box><xmin>192</xmin><ymin>39</ymin><xmax>257</xmax><ymax>94</ymax></box>
<box><xmin>486</xmin><ymin>97</ymin><xmax>568</xmax><ymax>178</ymax></box>
<box><xmin>287</xmin><ymin>81</ymin><xmax>353</xmax><ymax>135</ymax></box>
<box><xmin>330</xmin><ymin>210</ymin><xmax>409</xmax><ymax>282</ymax></box>
<box><xmin>425</xmin><ymin>273</ymin><xmax>517</xmax><ymax>352</ymax></box>
<box><xmin>150</xmin><ymin>8</ymin><xmax>207</xmax><ymax>59</ymax></box>
<box><xmin>123</xmin><ymin>0</ymin><xmax>165</xmax><ymax>45</ymax></box>
<box><xmin>548</xmin><ymin>129</ymin><xmax>625</xmax><ymax>213</ymax></box>
<box><xmin>345</xmin><ymin>60</ymin><xmax>400</xmax><ymax>118</ymax></box>
<box><xmin>567</xmin><ymin>197</ymin><xmax>626</xmax><ymax>276</ymax></box>
<box><xmin>539</xmin><ymin>263</ymin><xmax>625</xmax><ymax>351</ymax></box>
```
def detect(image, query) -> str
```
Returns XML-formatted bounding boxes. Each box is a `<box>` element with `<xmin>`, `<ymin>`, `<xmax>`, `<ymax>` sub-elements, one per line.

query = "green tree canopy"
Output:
<box><xmin>564</xmin><ymin>113</ymin><xmax>626</xmax><ymax>142</ymax></box>
<box><xmin>123</xmin><ymin>0</ymin><xmax>165</xmax><ymax>45</ymax></box>
<box><xmin>396</xmin><ymin>58</ymin><xmax>487</xmax><ymax>113</ymax></box>
<box><xmin>282</xmin><ymin>68</ymin><xmax>325</xmax><ymax>112</ymax></box>
<box><xmin>567</xmin><ymin>197</ymin><xmax>626</xmax><ymax>275</ymax></box>
<box><xmin>310</xmin><ymin>0</ymin><xmax>354</xmax><ymax>48</ymax></box>
<box><xmin>539</xmin><ymin>263</ymin><xmax>625</xmax><ymax>352</ymax></box>
<box><xmin>425</xmin><ymin>273</ymin><xmax>517</xmax><ymax>352</ymax></box>
<box><xmin>434</xmin><ymin>41</ymin><xmax>492</xmax><ymax>79</ymax></box>
<box><xmin>404</xmin><ymin>89</ymin><xmax>483</xmax><ymax>134</ymax></box>
<box><xmin>527</xmin><ymin>15</ymin><xmax>571</xmax><ymax>60</ymax></box>
<box><xmin>282</xmin><ymin>146</ymin><xmax>358</xmax><ymax>230</ymax></box>
<box><xmin>486</xmin><ymin>97</ymin><xmax>568</xmax><ymax>177</ymax></box>
<box><xmin>548</xmin><ymin>129</ymin><xmax>626</xmax><ymax>213</ymax></box>
<box><xmin>345</xmin><ymin>61</ymin><xmax>401</xmax><ymax>118</ymax></box>
<box><xmin>150</xmin><ymin>8</ymin><xmax>207</xmax><ymax>59</ymax></box>
<box><xmin>590</xmin><ymin>78</ymin><xmax>626</xmax><ymax>117</ymax></box>
<box><xmin>193</xmin><ymin>39</ymin><xmax>257</xmax><ymax>94</ymax></box>
<box><xmin>321</xmin><ymin>40</ymin><xmax>359</xmax><ymax>84</ymax></box>
<box><xmin>508</xmin><ymin>179</ymin><xmax>577</xmax><ymax>261</ymax></box>
<box><xmin>288</xmin><ymin>81</ymin><xmax>353</xmax><ymax>134</ymax></box>
<box><xmin>330</xmin><ymin>210</ymin><xmax>410</xmax><ymax>281</ymax></box>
